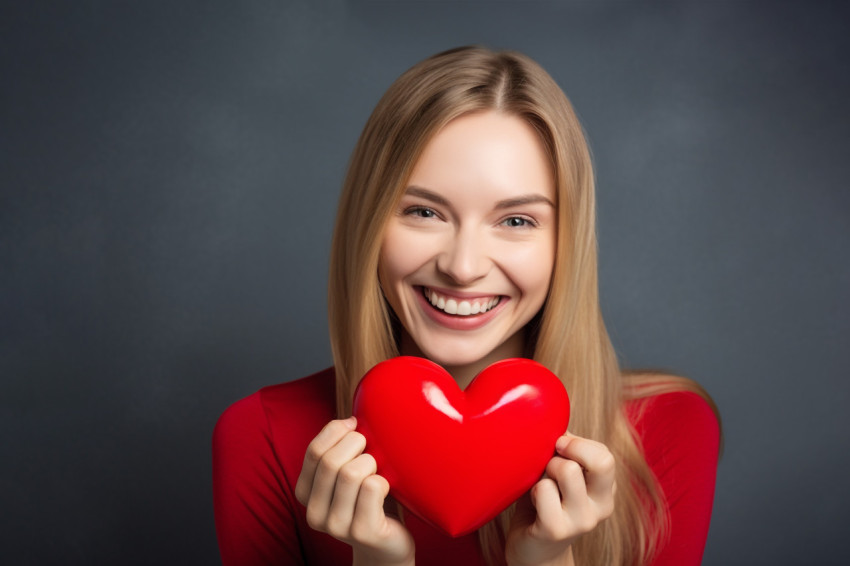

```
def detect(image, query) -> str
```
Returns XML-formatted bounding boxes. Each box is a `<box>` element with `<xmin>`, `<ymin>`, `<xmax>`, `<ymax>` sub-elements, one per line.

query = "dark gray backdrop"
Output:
<box><xmin>2</xmin><ymin>1</ymin><xmax>848</xmax><ymax>564</ymax></box>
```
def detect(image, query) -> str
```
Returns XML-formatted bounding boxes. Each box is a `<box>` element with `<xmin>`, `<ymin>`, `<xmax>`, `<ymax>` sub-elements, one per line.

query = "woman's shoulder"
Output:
<box><xmin>257</xmin><ymin>366</ymin><xmax>337</xmax><ymax>412</ymax></box>
<box><xmin>214</xmin><ymin>367</ymin><xmax>337</xmax><ymax>451</ymax></box>
<box><xmin>212</xmin><ymin>368</ymin><xmax>343</xmax><ymax>564</ymax></box>
<box><xmin>216</xmin><ymin>366</ymin><xmax>335</xmax><ymax>415</ymax></box>
<box><xmin>621</xmin><ymin>371</ymin><xmax>722</xmax><ymax>460</ymax></box>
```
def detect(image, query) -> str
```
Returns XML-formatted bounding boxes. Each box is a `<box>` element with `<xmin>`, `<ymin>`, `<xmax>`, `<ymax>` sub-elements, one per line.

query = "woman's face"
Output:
<box><xmin>378</xmin><ymin>111</ymin><xmax>557</xmax><ymax>381</ymax></box>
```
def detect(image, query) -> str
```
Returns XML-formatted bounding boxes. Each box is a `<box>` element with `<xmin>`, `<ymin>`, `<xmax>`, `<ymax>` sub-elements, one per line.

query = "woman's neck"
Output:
<box><xmin>398</xmin><ymin>330</ymin><xmax>527</xmax><ymax>390</ymax></box>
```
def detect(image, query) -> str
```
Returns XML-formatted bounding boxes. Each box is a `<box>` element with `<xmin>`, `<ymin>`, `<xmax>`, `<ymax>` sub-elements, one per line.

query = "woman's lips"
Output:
<box><xmin>415</xmin><ymin>286</ymin><xmax>508</xmax><ymax>331</ymax></box>
<box><xmin>422</xmin><ymin>286</ymin><xmax>501</xmax><ymax>315</ymax></box>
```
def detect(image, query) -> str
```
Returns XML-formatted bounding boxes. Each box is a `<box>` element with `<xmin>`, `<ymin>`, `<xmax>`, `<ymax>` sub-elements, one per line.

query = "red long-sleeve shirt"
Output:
<box><xmin>213</xmin><ymin>367</ymin><xmax>719</xmax><ymax>565</ymax></box>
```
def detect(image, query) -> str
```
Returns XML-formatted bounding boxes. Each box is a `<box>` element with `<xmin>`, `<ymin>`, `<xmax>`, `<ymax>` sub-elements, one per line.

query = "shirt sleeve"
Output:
<box><xmin>212</xmin><ymin>392</ymin><xmax>306</xmax><ymax>565</ymax></box>
<box><xmin>636</xmin><ymin>391</ymin><xmax>721</xmax><ymax>566</ymax></box>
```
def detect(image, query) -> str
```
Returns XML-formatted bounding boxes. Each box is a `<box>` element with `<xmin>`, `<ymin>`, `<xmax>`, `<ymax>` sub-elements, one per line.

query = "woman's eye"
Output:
<box><xmin>405</xmin><ymin>206</ymin><xmax>438</xmax><ymax>219</ymax></box>
<box><xmin>501</xmin><ymin>216</ymin><xmax>535</xmax><ymax>228</ymax></box>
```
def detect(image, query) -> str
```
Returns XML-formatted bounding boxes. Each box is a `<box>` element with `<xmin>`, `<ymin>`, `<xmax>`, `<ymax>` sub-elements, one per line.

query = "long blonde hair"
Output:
<box><xmin>328</xmin><ymin>46</ymin><xmax>706</xmax><ymax>565</ymax></box>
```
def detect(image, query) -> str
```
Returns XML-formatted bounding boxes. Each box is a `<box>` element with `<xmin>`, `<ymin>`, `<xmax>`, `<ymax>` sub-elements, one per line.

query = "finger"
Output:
<box><xmin>295</xmin><ymin>417</ymin><xmax>356</xmax><ymax>505</ymax></box>
<box><xmin>546</xmin><ymin>456</ymin><xmax>589</xmax><ymax>512</ymax></box>
<box><xmin>305</xmin><ymin>431</ymin><xmax>367</xmax><ymax>529</ymax></box>
<box><xmin>528</xmin><ymin>477</ymin><xmax>566</xmax><ymax>540</ymax></box>
<box><xmin>555</xmin><ymin>434</ymin><xmax>615</xmax><ymax>501</ymax></box>
<box><xmin>326</xmin><ymin>453</ymin><xmax>378</xmax><ymax>536</ymax></box>
<box><xmin>351</xmin><ymin>474</ymin><xmax>391</xmax><ymax>540</ymax></box>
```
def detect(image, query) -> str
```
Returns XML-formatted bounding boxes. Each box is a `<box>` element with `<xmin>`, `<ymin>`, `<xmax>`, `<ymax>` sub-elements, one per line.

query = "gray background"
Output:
<box><xmin>2</xmin><ymin>1</ymin><xmax>848</xmax><ymax>564</ymax></box>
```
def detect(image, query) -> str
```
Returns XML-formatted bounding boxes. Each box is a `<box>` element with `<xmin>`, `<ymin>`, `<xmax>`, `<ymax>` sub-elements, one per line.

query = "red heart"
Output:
<box><xmin>352</xmin><ymin>356</ymin><xmax>570</xmax><ymax>537</ymax></box>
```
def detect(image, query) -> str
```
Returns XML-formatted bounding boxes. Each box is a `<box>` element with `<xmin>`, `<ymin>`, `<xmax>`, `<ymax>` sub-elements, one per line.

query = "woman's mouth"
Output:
<box><xmin>421</xmin><ymin>286</ymin><xmax>502</xmax><ymax>316</ymax></box>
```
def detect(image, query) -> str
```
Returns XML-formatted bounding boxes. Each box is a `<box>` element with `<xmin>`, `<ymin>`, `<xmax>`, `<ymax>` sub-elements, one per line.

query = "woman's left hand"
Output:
<box><xmin>504</xmin><ymin>432</ymin><xmax>616</xmax><ymax>566</ymax></box>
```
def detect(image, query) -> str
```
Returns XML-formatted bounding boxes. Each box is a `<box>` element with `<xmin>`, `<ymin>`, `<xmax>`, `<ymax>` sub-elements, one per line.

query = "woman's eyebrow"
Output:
<box><xmin>404</xmin><ymin>186</ymin><xmax>450</xmax><ymax>206</ymax></box>
<box><xmin>495</xmin><ymin>194</ymin><xmax>555</xmax><ymax>209</ymax></box>
<box><xmin>404</xmin><ymin>186</ymin><xmax>554</xmax><ymax>209</ymax></box>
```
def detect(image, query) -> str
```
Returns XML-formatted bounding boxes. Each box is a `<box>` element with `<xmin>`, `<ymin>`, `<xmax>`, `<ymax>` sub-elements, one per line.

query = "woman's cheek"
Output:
<box><xmin>497</xmin><ymin>237</ymin><xmax>556</xmax><ymax>304</ymax></box>
<box><xmin>378</xmin><ymin>222</ymin><xmax>435</xmax><ymax>316</ymax></box>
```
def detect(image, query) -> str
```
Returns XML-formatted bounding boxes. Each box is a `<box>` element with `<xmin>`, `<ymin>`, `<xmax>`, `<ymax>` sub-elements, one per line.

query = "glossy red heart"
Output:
<box><xmin>352</xmin><ymin>356</ymin><xmax>570</xmax><ymax>537</ymax></box>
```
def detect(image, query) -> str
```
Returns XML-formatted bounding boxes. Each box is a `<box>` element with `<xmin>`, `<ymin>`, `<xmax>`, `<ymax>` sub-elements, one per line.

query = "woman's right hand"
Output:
<box><xmin>295</xmin><ymin>417</ymin><xmax>415</xmax><ymax>566</ymax></box>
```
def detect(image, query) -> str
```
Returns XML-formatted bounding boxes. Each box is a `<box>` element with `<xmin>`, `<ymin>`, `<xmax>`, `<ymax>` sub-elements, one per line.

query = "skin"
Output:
<box><xmin>295</xmin><ymin>111</ymin><xmax>616</xmax><ymax>566</ymax></box>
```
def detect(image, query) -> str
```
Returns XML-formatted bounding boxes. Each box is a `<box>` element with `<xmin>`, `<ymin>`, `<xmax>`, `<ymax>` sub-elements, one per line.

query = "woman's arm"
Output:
<box><xmin>213</xmin><ymin>393</ymin><xmax>306</xmax><ymax>566</ymax></box>
<box><xmin>639</xmin><ymin>391</ymin><xmax>720</xmax><ymax>565</ymax></box>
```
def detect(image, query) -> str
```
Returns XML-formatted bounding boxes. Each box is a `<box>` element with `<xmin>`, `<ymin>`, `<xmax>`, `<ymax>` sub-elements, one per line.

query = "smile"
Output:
<box><xmin>421</xmin><ymin>286</ymin><xmax>502</xmax><ymax>317</ymax></box>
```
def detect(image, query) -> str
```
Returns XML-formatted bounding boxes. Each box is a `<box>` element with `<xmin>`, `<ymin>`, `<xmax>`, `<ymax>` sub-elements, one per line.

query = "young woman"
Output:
<box><xmin>213</xmin><ymin>46</ymin><xmax>721</xmax><ymax>566</ymax></box>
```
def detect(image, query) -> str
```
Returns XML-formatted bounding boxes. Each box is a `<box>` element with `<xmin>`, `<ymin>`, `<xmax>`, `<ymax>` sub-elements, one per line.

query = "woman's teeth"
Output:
<box><xmin>423</xmin><ymin>287</ymin><xmax>501</xmax><ymax>316</ymax></box>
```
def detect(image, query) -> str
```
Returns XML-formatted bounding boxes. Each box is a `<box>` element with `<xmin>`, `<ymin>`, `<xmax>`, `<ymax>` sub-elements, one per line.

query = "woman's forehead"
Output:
<box><xmin>405</xmin><ymin>111</ymin><xmax>556</xmax><ymax>204</ymax></box>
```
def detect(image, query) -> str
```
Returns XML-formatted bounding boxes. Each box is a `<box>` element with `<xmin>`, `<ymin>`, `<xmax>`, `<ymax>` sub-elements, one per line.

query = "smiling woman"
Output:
<box><xmin>212</xmin><ymin>46</ymin><xmax>720</xmax><ymax>566</ymax></box>
<box><xmin>378</xmin><ymin>112</ymin><xmax>556</xmax><ymax>388</ymax></box>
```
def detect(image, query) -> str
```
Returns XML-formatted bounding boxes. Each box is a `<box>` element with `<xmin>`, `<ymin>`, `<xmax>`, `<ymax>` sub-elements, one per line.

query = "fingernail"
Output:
<box><xmin>345</xmin><ymin>416</ymin><xmax>357</xmax><ymax>429</ymax></box>
<box><xmin>555</xmin><ymin>436</ymin><xmax>569</xmax><ymax>452</ymax></box>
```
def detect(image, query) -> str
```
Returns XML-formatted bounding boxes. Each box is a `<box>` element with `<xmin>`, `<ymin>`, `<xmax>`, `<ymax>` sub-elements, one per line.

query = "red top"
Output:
<box><xmin>213</xmin><ymin>367</ymin><xmax>719</xmax><ymax>565</ymax></box>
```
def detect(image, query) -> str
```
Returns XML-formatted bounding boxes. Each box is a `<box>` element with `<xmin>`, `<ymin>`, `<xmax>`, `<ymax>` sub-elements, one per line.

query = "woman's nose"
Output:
<box><xmin>435</xmin><ymin>229</ymin><xmax>491</xmax><ymax>285</ymax></box>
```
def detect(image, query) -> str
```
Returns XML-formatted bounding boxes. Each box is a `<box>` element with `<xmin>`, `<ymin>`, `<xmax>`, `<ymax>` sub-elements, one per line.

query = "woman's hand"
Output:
<box><xmin>505</xmin><ymin>433</ymin><xmax>616</xmax><ymax>566</ymax></box>
<box><xmin>295</xmin><ymin>417</ymin><xmax>415</xmax><ymax>566</ymax></box>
